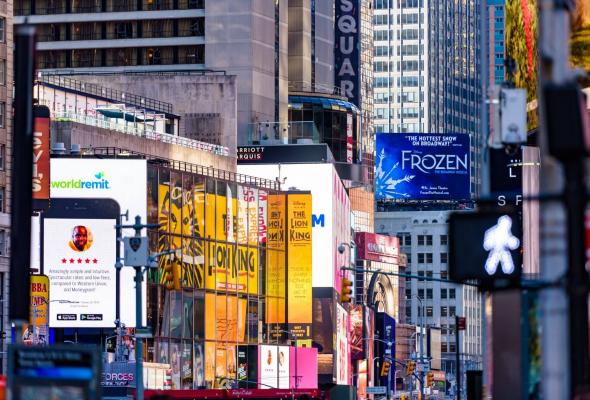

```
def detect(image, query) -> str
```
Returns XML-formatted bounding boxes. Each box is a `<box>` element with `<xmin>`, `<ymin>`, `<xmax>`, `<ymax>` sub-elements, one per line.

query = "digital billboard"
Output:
<box><xmin>290</xmin><ymin>347</ymin><xmax>318</xmax><ymax>389</ymax></box>
<box><xmin>50</xmin><ymin>159</ymin><xmax>147</xmax><ymax>327</ymax></box>
<box><xmin>376</xmin><ymin>133</ymin><xmax>471</xmax><ymax>201</ymax></box>
<box><xmin>572</xmin><ymin>0</ymin><xmax>590</xmax><ymax>86</ymax></box>
<box><xmin>258</xmin><ymin>345</ymin><xmax>290</xmax><ymax>389</ymax></box>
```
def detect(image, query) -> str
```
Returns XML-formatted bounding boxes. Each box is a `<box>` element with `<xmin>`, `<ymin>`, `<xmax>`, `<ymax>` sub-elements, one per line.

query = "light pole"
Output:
<box><xmin>410</xmin><ymin>294</ymin><xmax>426</xmax><ymax>399</ymax></box>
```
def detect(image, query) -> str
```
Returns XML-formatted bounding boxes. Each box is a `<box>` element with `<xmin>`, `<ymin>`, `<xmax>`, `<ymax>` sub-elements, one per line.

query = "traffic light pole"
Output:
<box><xmin>455</xmin><ymin>315</ymin><xmax>461</xmax><ymax>400</ymax></box>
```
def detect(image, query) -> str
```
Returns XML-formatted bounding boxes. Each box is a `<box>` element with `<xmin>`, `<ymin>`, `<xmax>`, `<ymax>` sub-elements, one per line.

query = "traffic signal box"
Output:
<box><xmin>340</xmin><ymin>278</ymin><xmax>353</xmax><ymax>303</ymax></box>
<box><xmin>426</xmin><ymin>371</ymin><xmax>434</xmax><ymax>387</ymax></box>
<box><xmin>164</xmin><ymin>258</ymin><xmax>181</xmax><ymax>291</ymax></box>
<box><xmin>380</xmin><ymin>360</ymin><xmax>391</xmax><ymax>377</ymax></box>
<box><xmin>406</xmin><ymin>360</ymin><xmax>415</xmax><ymax>375</ymax></box>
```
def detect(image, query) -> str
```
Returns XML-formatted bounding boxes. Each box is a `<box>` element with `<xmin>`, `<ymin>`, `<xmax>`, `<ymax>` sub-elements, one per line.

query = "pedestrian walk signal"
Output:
<box><xmin>449</xmin><ymin>210</ymin><xmax>522</xmax><ymax>289</ymax></box>
<box><xmin>380</xmin><ymin>360</ymin><xmax>391</xmax><ymax>377</ymax></box>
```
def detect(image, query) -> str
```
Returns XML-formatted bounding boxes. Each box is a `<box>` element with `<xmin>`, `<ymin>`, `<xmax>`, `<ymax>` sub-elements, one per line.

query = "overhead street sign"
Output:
<box><xmin>366</xmin><ymin>386</ymin><xmax>387</xmax><ymax>394</ymax></box>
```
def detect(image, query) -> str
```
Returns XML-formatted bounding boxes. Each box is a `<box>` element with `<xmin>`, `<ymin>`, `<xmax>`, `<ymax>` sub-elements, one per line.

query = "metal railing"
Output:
<box><xmin>288</xmin><ymin>81</ymin><xmax>342</xmax><ymax>97</ymax></box>
<box><xmin>37</xmin><ymin>29</ymin><xmax>204</xmax><ymax>42</ymax></box>
<box><xmin>247</xmin><ymin>121</ymin><xmax>320</xmax><ymax>145</ymax></box>
<box><xmin>87</xmin><ymin>147</ymin><xmax>280</xmax><ymax>191</ymax></box>
<box><xmin>53</xmin><ymin>111</ymin><xmax>230</xmax><ymax>156</ymax></box>
<box><xmin>39</xmin><ymin>74</ymin><xmax>173</xmax><ymax>115</ymax></box>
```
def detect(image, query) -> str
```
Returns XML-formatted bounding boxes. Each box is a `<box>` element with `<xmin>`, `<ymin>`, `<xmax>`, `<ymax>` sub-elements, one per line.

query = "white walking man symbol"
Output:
<box><xmin>483</xmin><ymin>215</ymin><xmax>520</xmax><ymax>275</ymax></box>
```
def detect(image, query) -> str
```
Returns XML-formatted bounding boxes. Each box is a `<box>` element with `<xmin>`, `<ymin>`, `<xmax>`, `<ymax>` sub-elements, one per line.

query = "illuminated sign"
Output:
<box><xmin>376</xmin><ymin>133</ymin><xmax>471</xmax><ymax>201</ymax></box>
<box><xmin>50</xmin><ymin>158</ymin><xmax>147</xmax><ymax>327</ymax></box>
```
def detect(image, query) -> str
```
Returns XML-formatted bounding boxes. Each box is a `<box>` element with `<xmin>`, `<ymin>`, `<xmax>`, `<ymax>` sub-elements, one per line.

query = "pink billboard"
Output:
<box><xmin>289</xmin><ymin>347</ymin><xmax>318</xmax><ymax>389</ymax></box>
<box><xmin>355</xmin><ymin>232</ymin><xmax>399</xmax><ymax>264</ymax></box>
<box><xmin>333</xmin><ymin>170</ymin><xmax>351</xmax><ymax>292</ymax></box>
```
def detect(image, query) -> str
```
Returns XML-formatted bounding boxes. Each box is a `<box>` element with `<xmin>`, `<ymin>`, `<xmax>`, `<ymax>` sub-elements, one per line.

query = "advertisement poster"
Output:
<box><xmin>376</xmin><ymin>133</ymin><xmax>471</xmax><ymax>201</ymax></box>
<box><xmin>50</xmin><ymin>159</ymin><xmax>147</xmax><ymax>326</ymax></box>
<box><xmin>266</xmin><ymin>194</ymin><xmax>286</xmax><ymax>330</ymax></box>
<box><xmin>32</xmin><ymin>109</ymin><xmax>50</xmax><ymax>200</ymax></box>
<box><xmin>277</xmin><ymin>346</ymin><xmax>290</xmax><ymax>389</ymax></box>
<box><xmin>286</xmin><ymin>193</ymin><xmax>313</xmax><ymax>340</ymax></box>
<box><xmin>289</xmin><ymin>347</ymin><xmax>318</xmax><ymax>389</ymax></box>
<box><xmin>355</xmin><ymin>232</ymin><xmax>400</xmax><ymax>264</ymax></box>
<box><xmin>24</xmin><ymin>275</ymin><xmax>49</xmax><ymax>345</ymax></box>
<box><xmin>44</xmin><ymin>218</ymin><xmax>116</xmax><ymax>328</ymax></box>
<box><xmin>193</xmin><ymin>342</ymin><xmax>205</xmax><ymax>389</ymax></box>
<box><xmin>259</xmin><ymin>345</ymin><xmax>279</xmax><ymax>389</ymax></box>
<box><xmin>336</xmin><ymin>303</ymin><xmax>350</xmax><ymax>385</ymax></box>
<box><xmin>349</xmin><ymin>305</ymin><xmax>364</xmax><ymax>361</ymax></box>
<box><xmin>572</xmin><ymin>0</ymin><xmax>590</xmax><ymax>85</ymax></box>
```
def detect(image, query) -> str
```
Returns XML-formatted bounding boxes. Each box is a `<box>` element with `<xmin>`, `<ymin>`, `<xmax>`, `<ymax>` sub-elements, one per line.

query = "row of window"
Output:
<box><xmin>399</xmin><ymin>233</ymin><xmax>448</xmax><ymax>246</ymax></box>
<box><xmin>374</xmin><ymin>28</ymin><xmax>424</xmax><ymax>41</ymax></box>
<box><xmin>406</xmin><ymin>270</ymin><xmax>448</xmax><ymax>281</ymax></box>
<box><xmin>373</xmin><ymin>13</ymin><xmax>424</xmax><ymax>25</ymax></box>
<box><xmin>374</xmin><ymin>60</ymin><xmax>425</xmax><ymax>73</ymax></box>
<box><xmin>375</xmin><ymin>44</ymin><xmax>424</xmax><ymax>57</ymax></box>
<box><xmin>374</xmin><ymin>76</ymin><xmax>424</xmax><ymax>88</ymax></box>
<box><xmin>15</xmin><ymin>0</ymin><xmax>204</xmax><ymax>15</ymax></box>
<box><xmin>374</xmin><ymin>107</ymin><xmax>422</xmax><ymax>120</ymax></box>
<box><xmin>374</xmin><ymin>123</ymin><xmax>425</xmax><ymax>133</ymax></box>
<box><xmin>406</xmin><ymin>288</ymin><xmax>456</xmax><ymax>300</ymax></box>
<box><xmin>374</xmin><ymin>0</ymin><xmax>424</xmax><ymax>9</ymax></box>
<box><xmin>374</xmin><ymin>91</ymin><xmax>423</xmax><ymax>104</ymax></box>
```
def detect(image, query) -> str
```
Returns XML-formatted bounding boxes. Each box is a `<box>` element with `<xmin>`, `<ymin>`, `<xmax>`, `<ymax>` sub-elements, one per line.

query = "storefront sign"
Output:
<box><xmin>355</xmin><ymin>232</ymin><xmax>399</xmax><ymax>264</ymax></box>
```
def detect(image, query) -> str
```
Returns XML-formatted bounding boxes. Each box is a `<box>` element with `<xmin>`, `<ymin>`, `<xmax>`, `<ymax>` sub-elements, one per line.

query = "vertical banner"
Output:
<box><xmin>32</xmin><ymin>106</ymin><xmax>50</xmax><ymax>200</ymax></box>
<box><xmin>266</xmin><ymin>194</ymin><xmax>286</xmax><ymax>329</ymax></box>
<box><xmin>286</xmin><ymin>193</ymin><xmax>313</xmax><ymax>341</ymax></box>
<box><xmin>24</xmin><ymin>275</ymin><xmax>49</xmax><ymax>345</ymax></box>
<box><xmin>335</xmin><ymin>0</ymin><xmax>360</xmax><ymax>106</ymax></box>
<box><xmin>336</xmin><ymin>303</ymin><xmax>350</xmax><ymax>385</ymax></box>
<box><xmin>346</xmin><ymin>113</ymin><xmax>353</xmax><ymax>164</ymax></box>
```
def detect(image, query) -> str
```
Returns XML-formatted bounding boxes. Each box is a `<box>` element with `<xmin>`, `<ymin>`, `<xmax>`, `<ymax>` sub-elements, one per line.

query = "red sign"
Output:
<box><xmin>355</xmin><ymin>232</ymin><xmax>399</xmax><ymax>264</ymax></box>
<box><xmin>457</xmin><ymin>317</ymin><xmax>466</xmax><ymax>331</ymax></box>
<box><xmin>32</xmin><ymin>110</ymin><xmax>50</xmax><ymax>200</ymax></box>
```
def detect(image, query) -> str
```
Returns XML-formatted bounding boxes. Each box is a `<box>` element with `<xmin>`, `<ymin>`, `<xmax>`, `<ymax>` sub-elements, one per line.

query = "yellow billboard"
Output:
<box><xmin>286</xmin><ymin>193</ymin><xmax>313</xmax><ymax>340</ymax></box>
<box><xmin>266</xmin><ymin>194</ymin><xmax>286</xmax><ymax>325</ymax></box>
<box><xmin>25</xmin><ymin>275</ymin><xmax>49</xmax><ymax>345</ymax></box>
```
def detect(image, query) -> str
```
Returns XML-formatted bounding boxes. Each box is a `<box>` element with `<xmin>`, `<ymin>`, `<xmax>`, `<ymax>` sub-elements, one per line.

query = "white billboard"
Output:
<box><xmin>44</xmin><ymin>218</ymin><xmax>117</xmax><ymax>327</ymax></box>
<box><xmin>238</xmin><ymin>163</ymin><xmax>351</xmax><ymax>289</ymax></box>
<box><xmin>278</xmin><ymin>345</ymin><xmax>290</xmax><ymax>389</ymax></box>
<box><xmin>336</xmin><ymin>303</ymin><xmax>350</xmax><ymax>385</ymax></box>
<box><xmin>49</xmin><ymin>158</ymin><xmax>147</xmax><ymax>327</ymax></box>
<box><xmin>259</xmin><ymin>345</ymin><xmax>279</xmax><ymax>389</ymax></box>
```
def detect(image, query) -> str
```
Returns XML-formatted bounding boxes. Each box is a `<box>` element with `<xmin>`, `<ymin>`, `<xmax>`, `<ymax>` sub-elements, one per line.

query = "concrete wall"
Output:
<box><xmin>205</xmin><ymin>0</ymin><xmax>289</xmax><ymax>145</ymax></box>
<box><xmin>51</xmin><ymin>121</ymin><xmax>236</xmax><ymax>172</ymax></box>
<box><xmin>288</xmin><ymin>0</ymin><xmax>312</xmax><ymax>87</ymax></box>
<box><xmin>65</xmin><ymin>73</ymin><xmax>238</xmax><ymax>154</ymax></box>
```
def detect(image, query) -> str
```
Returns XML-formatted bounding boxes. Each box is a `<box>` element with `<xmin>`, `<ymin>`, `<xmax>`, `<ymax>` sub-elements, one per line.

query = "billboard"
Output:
<box><xmin>25</xmin><ymin>274</ymin><xmax>49</xmax><ymax>345</ymax></box>
<box><xmin>349</xmin><ymin>305</ymin><xmax>364</xmax><ymax>361</ymax></box>
<box><xmin>572</xmin><ymin>0</ymin><xmax>590</xmax><ymax>86</ymax></box>
<box><xmin>335</xmin><ymin>0</ymin><xmax>360</xmax><ymax>106</ymax></box>
<box><xmin>33</xmin><ymin>106</ymin><xmax>50</xmax><ymax>200</ymax></box>
<box><xmin>238</xmin><ymin>163</ymin><xmax>350</xmax><ymax>289</ymax></box>
<box><xmin>336</xmin><ymin>303</ymin><xmax>350</xmax><ymax>385</ymax></box>
<box><xmin>266</xmin><ymin>194</ymin><xmax>286</xmax><ymax>330</ymax></box>
<box><xmin>287</xmin><ymin>193</ymin><xmax>313</xmax><ymax>340</ymax></box>
<box><xmin>376</xmin><ymin>313</ymin><xmax>395</xmax><ymax>388</ymax></box>
<box><xmin>289</xmin><ymin>347</ymin><xmax>318</xmax><ymax>389</ymax></box>
<box><xmin>376</xmin><ymin>133</ymin><xmax>471</xmax><ymax>201</ymax></box>
<box><xmin>355</xmin><ymin>232</ymin><xmax>399</xmax><ymax>264</ymax></box>
<box><xmin>50</xmin><ymin>158</ymin><xmax>147</xmax><ymax>326</ymax></box>
<box><xmin>258</xmin><ymin>345</ymin><xmax>290</xmax><ymax>389</ymax></box>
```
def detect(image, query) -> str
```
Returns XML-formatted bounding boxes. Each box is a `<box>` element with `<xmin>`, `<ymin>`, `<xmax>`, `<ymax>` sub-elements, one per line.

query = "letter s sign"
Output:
<box><xmin>312</xmin><ymin>214</ymin><xmax>325</xmax><ymax>227</ymax></box>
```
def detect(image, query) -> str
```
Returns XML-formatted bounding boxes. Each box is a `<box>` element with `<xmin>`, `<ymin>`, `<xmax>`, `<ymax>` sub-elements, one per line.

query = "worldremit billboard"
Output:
<box><xmin>49</xmin><ymin>158</ymin><xmax>147</xmax><ymax>327</ymax></box>
<box><xmin>376</xmin><ymin>133</ymin><xmax>471</xmax><ymax>201</ymax></box>
<box><xmin>238</xmin><ymin>163</ymin><xmax>350</xmax><ymax>289</ymax></box>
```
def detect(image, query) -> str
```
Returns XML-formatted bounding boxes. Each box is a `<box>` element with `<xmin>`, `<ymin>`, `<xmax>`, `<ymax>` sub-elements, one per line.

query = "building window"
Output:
<box><xmin>426</xmin><ymin>271</ymin><xmax>433</xmax><ymax>278</ymax></box>
<box><xmin>0</xmin><ymin>230</ymin><xmax>6</xmax><ymax>256</ymax></box>
<box><xmin>0</xmin><ymin>145</ymin><xmax>5</xmax><ymax>170</ymax></box>
<box><xmin>441</xmin><ymin>252</ymin><xmax>448</xmax><ymax>264</ymax></box>
<box><xmin>426</xmin><ymin>253</ymin><xmax>433</xmax><ymax>263</ymax></box>
<box><xmin>449</xmin><ymin>306</ymin><xmax>456</xmax><ymax>317</ymax></box>
<box><xmin>441</xmin><ymin>271</ymin><xmax>448</xmax><ymax>280</ymax></box>
<box><xmin>426</xmin><ymin>306</ymin><xmax>433</xmax><ymax>317</ymax></box>
<box><xmin>406</xmin><ymin>289</ymin><xmax>412</xmax><ymax>300</ymax></box>
<box><xmin>440</xmin><ymin>234</ymin><xmax>448</xmax><ymax>246</ymax></box>
<box><xmin>0</xmin><ymin>60</ymin><xmax>5</xmax><ymax>86</ymax></box>
<box><xmin>441</xmin><ymin>306</ymin><xmax>447</xmax><ymax>317</ymax></box>
<box><xmin>449</xmin><ymin>343</ymin><xmax>456</xmax><ymax>352</ymax></box>
<box><xmin>449</xmin><ymin>288</ymin><xmax>456</xmax><ymax>299</ymax></box>
<box><xmin>0</xmin><ymin>18</ymin><xmax>5</xmax><ymax>43</ymax></box>
<box><xmin>417</xmin><ymin>271</ymin><xmax>424</xmax><ymax>281</ymax></box>
<box><xmin>0</xmin><ymin>187</ymin><xmax>5</xmax><ymax>213</ymax></box>
<box><xmin>0</xmin><ymin>102</ymin><xmax>5</xmax><ymax>128</ymax></box>
<box><xmin>426</xmin><ymin>288</ymin><xmax>433</xmax><ymax>299</ymax></box>
<box><xmin>417</xmin><ymin>235</ymin><xmax>432</xmax><ymax>246</ymax></box>
<box><xmin>406</xmin><ymin>306</ymin><xmax>412</xmax><ymax>317</ymax></box>
<box><xmin>418</xmin><ymin>288</ymin><xmax>424</xmax><ymax>298</ymax></box>
<box><xmin>418</xmin><ymin>253</ymin><xmax>432</xmax><ymax>263</ymax></box>
<box><xmin>398</xmin><ymin>233</ymin><xmax>412</xmax><ymax>246</ymax></box>
<box><xmin>441</xmin><ymin>288</ymin><xmax>447</xmax><ymax>299</ymax></box>
<box><xmin>442</xmin><ymin>342</ymin><xmax>448</xmax><ymax>352</ymax></box>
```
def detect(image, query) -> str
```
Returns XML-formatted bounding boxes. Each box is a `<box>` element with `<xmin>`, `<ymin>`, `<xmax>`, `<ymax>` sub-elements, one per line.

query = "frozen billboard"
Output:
<box><xmin>376</xmin><ymin>133</ymin><xmax>471</xmax><ymax>201</ymax></box>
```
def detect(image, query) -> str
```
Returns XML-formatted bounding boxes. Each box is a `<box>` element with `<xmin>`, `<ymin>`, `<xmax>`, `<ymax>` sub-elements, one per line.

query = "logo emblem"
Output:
<box><xmin>482</xmin><ymin>215</ymin><xmax>520</xmax><ymax>275</ymax></box>
<box><xmin>129</xmin><ymin>237</ymin><xmax>141</xmax><ymax>252</ymax></box>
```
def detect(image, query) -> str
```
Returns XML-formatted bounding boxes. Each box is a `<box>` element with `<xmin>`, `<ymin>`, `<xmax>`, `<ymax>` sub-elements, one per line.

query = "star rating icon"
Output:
<box><xmin>61</xmin><ymin>258</ymin><xmax>67</xmax><ymax>264</ymax></box>
<box><xmin>59</xmin><ymin>257</ymin><xmax>98</xmax><ymax>264</ymax></box>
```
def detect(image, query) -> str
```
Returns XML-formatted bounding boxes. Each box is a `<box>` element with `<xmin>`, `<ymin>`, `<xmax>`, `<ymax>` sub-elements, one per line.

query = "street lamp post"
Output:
<box><xmin>362</xmin><ymin>337</ymin><xmax>393</xmax><ymax>399</ymax></box>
